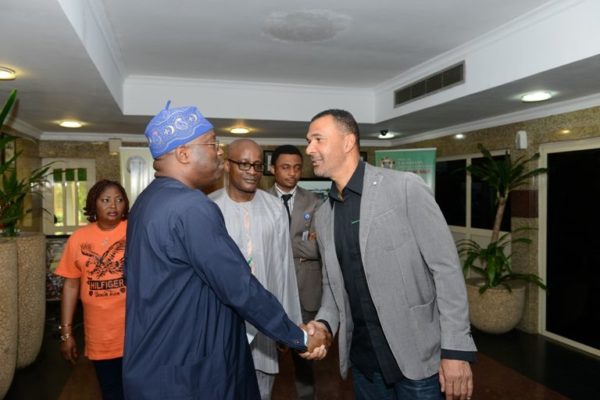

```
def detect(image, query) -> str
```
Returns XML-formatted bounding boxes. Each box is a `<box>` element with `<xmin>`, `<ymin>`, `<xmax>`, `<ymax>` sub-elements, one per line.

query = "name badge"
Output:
<box><xmin>302</xmin><ymin>230</ymin><xmax>309</xmax><ymax>241</ymax></box>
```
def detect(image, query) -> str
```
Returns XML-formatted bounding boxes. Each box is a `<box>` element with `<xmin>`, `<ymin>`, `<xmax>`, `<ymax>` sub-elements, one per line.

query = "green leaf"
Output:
<box><xmin>0</xmin><ymin>90</ymin><xmax>54</xmax><ymax>236</ymax></box>
<box><xmin>0</xmin><ymin>90</ymin><xmax>17</xmax><ymax>127</ymax></box>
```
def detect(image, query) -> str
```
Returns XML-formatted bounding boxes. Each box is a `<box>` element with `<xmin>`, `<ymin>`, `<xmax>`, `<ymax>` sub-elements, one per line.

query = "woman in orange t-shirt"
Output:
<box><xmin>55</xmin><ymin>180</ymin><xmax>129</xmax><ymax>400</ymax></box>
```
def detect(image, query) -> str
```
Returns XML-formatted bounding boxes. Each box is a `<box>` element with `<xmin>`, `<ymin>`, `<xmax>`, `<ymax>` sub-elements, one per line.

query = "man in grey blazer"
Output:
<box><xmin>302</xmin><ymin>109</ymin><xmax>476</xmax><ymax>400</ymax></box>
<box><xmin>269</xmin><ymin>145</ymin><xmax>323</xmax><ymax>400</ymax></box>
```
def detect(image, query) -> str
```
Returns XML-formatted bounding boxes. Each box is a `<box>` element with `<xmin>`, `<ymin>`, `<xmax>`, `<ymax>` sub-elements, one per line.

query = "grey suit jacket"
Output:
<box><xmin>315</xmin><ymin>163</ymin><xmax>476</xmax><ymax>380</ymax></box>
<box><xmin>269</xmin><ymin>186</ymin><xmax>323</xmax><ymax>317</ymax></box>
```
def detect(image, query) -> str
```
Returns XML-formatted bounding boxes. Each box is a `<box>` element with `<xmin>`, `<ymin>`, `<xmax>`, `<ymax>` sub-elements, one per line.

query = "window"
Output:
<box><xmin>435</xmin><ymin>152</ymin><xmax>510</xmax><ymax>232</ymax></box>
<box><xmin>435</xmin><ymin>159</ymin><xmax>466</xmax><ymax>227</ymax></box>
<box><xmin>470</xmin><ymin>155</ymin><xmax>511</xmax><ymax>232</ymax></box>
<box><xmin>43</xmin><ymin>159</ymin><xmax>96</xmax><ymax>235</ymax></box>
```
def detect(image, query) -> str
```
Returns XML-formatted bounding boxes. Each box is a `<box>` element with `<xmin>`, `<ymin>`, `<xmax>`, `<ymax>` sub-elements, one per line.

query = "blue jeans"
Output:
<box><xmin>352</xmin><ymin>368</ymin><xmax>443</xmax><ymax>400</ymax></box>
<box><xmin>92</xmin><ymin>357</ymin><xmax>124</xmax><ymax>400</ymax></box>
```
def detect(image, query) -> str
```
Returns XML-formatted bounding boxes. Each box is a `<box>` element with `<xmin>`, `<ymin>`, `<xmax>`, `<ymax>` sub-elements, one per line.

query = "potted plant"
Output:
<box><xmin>0</xmin><ymin>89</ymin><xmax>20</xmax><ymax>397</ymax></box>
<box><xmin>0</xmin><ymin>89</ymin><xmax>49</xmax><ymax>375</ymax></box>
<box><xmin>457</xmin><ymin>144</ymin><xmax>547</xmax><ymax>333</ymax></box>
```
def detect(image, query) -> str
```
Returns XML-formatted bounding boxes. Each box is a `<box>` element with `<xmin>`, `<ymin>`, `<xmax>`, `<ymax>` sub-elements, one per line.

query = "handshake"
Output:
<box><xmin>298</xmin><ymin>320</ymin><xmax>332</xmax><ymax>360</ymax></box>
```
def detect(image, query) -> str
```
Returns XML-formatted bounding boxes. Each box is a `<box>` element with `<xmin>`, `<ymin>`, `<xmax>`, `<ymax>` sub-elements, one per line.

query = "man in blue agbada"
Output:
<box><xmin>123</xmin><ymin>102</ymin><xmax>330</xmax><ymax>399</ymax></box>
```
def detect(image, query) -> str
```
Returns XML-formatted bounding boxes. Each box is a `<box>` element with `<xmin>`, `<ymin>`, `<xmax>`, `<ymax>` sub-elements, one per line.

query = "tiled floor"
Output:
<box><xmin>472</xmin><ymin>329</ymin><xmax>600</xmax><ymax>400</ymax></box>
<box><xmin>4</xmin><ymin>303</ymin><xmax>600</xmax><ymax>399</ymax></box>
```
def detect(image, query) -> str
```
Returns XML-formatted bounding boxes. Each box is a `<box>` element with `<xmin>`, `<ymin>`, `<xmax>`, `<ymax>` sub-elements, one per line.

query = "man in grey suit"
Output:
<box><xmin>302</xmin><ymin>109</ymin><xmax>476</xmax><ymax>400</ymax></box>
<box><xmin>269</xmin><ymin>145</ymin><xmax>323</xmax><ymax>400</ymax></box>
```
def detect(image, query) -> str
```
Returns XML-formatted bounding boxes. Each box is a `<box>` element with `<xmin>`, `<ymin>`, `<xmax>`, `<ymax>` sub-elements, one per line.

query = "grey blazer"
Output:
<box><xmin>315</xmin><ymin>163</ymin><xmax>476</xmax><ymax>380</ymax></box>
<box><xmin>270</xmin><ymin>186</ymin><xmax>323</xmax><ymax>316</ymax></box>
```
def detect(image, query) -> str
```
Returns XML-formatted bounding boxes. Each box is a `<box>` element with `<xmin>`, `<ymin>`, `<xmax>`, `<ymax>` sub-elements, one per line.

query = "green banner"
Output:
<box><xmin>374</xmin><ymin>148</ymin><xmax>437</xmax><ymax>190</ymax></box>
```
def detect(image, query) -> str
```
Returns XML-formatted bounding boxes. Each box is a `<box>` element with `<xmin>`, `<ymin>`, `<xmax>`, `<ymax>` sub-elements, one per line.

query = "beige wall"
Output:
<box><xmin>14</xmin><ymin>138</ymin><xmax>43</xmax><ymax>232</ymax></box>
<box><xmin>39</xmin><ymin>141</ymin><xmax>122</xmax><ymax>182</ymax></box>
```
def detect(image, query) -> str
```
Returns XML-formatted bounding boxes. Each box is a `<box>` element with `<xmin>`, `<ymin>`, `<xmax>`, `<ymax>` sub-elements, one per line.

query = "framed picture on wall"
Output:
<box><xmin>263</xmin><ymin>150</ymin><xmax>273</xmax><ymax>175</ymax></box>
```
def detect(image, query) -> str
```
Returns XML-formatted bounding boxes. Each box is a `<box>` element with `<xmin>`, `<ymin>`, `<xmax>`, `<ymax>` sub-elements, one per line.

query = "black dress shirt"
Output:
<box><xmin>330</xmin><ymin>161</ymin><xmax>404</xmax><ymax>384</ymax></box>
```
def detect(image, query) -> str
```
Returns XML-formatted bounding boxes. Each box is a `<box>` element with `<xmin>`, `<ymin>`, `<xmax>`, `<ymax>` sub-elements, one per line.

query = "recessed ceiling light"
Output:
<box><xmin>454</xmin><ymin>133</ymin><xmax>465</xmax><ymax>139</ymax></box>
<box><xmin>59</xmin><ymin>120</ymin><xmax>83</xmax><ymax>128</ymax></box>
<box><xmin>0</xmin><ymin>67</ymin><xmax>16</xmax><ymax>80</ymax></box>
<box><xmin>230</xmin><ymin>127</ymin><xmax>250</xmax><ymax>134</ymax></box>
<box><xmin>521</xmin><ymin>91</ymin><xmax>553</xmax><ymax>102</ymax></box>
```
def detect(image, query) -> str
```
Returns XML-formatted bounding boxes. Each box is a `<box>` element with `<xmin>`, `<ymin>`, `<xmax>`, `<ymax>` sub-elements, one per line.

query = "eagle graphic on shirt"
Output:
<box><xmin>81</xmin><ymin>239</ymin><xmax>126</xmax><ymax>296</ymax></box>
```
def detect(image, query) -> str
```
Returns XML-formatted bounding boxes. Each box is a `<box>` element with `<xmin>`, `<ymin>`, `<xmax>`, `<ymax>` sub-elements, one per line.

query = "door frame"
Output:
<box><xmin>538</xmin><ymin>137</ymin><xmax>600</xmax><ymax>356</ymax></box>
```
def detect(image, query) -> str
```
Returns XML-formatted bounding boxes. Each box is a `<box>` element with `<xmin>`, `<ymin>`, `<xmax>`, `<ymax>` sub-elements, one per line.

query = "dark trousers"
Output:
<box><xmin>293</xmin><ymin>308</ymin><xmax>318</xmax><ymax>399</ymax></box>
<box><xmin>352</xmin><ymin>368</ymin><xmax>443</xmax><ymax>400</ymax></box>
<box><xmin>92</xmin><ymin>357</ymin><xmax>124</xmax><ymax>400</ymax></box>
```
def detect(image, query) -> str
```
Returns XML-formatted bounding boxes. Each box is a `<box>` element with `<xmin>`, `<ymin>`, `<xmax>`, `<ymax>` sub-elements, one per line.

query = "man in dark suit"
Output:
<box><xmin>269</xmin><ymin>145</ymin><xmax>323</xmax><ymax>400</ymax></box>
<box><xmin>302</xmin><ymin>109</ymin><xmax>476</xmax><ymax>400</ymax></box>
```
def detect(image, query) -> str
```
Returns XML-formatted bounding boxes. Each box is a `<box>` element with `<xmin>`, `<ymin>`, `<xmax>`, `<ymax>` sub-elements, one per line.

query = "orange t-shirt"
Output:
<box><xmin>55</xmin><ymin>220</ymin><xmax>127</xmax><ymax>360</ymax></box>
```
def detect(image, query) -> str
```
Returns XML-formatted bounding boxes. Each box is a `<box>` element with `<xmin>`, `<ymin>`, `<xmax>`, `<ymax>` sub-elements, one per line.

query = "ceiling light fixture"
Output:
<box><xmin>59</xmin><ymin>120</ymin><xmax>83</xmax><ymax>128</ymax></box>
<box><xmin>378</xmin><ymin>129</ymin><xmax>395</xmax><ymax>139</ymax></box>
<box><xmin>454</xmin><ymin>133</ymin><xmax>465</xmax><ymax>139</ymax></box>
<box><xmin>230</xmin><ymin>127</ymin><xmax>250</xmax><ymax>134</ymax></box>
<box><xmin>0</xmin><ymin>67</ymin><xmax>16</xmax><ymax>80</ymax></box>
<box><xmin>521</xmin><ymin>91</ymin><xmax>553</xmax><ymax>103</ymax></box>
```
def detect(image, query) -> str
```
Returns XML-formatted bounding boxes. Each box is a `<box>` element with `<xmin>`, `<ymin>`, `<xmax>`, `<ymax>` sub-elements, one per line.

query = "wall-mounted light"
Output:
<box><xmin>0</xmin><ymin>67</ymin><xmax>16</xmax><ymax>80</ymax></box>
<box><xmin>59</xmin><ymin>120</ymin><xmax>84</xmax><ymax>128</ymax></box>
<box><xmin>521</xmin><ymin>91</ymin><xmax>553</xmax><ymax>103</ymax></box>
<box><xmin>108</xmin><ymin>138</ymin><xmax>121</xmax><ymax>155</ymax></box>
<box><xmin>454</xmin><ymin>133</ymin><xmax>465</xmax><ymax>139</ymax></box>
<box><xmin>515</xmin><ymin>130</ymin><xmax>527</xmax><ymax>149</ymax></box>
<box><xmin>560</xmin><ymin>129</ymin><xmax>571</xmax><ymax>134</ymax></box>
<box><xmin>230</xmin><ymin>127</ymin><xmax>250</xmax><ymax>134</ymax></box>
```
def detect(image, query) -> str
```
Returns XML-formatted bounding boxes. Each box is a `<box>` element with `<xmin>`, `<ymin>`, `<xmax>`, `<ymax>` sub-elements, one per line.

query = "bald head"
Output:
<box><xmin>224</xmin><ymin>139</ymin><xmax>264</xmax><ymax>202</ymax></box>
<box><xmin>228</xmin><ymin>139</ymin><xmax>262</xmax><ymax>160</ymax></box>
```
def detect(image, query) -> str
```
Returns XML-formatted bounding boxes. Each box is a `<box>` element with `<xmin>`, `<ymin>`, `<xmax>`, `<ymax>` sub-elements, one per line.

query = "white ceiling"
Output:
<box><xmin>1</xmin><ymin>0</ymin><xmax>599</xmax><ymax>145</ymax></box>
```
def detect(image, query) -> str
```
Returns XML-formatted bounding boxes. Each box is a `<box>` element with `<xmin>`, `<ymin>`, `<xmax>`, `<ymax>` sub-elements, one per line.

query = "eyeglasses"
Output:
<box><xmin>227</xmin><ymin>158</ymin><xmax>264</xmax><ymax>172</ymax></box>
<box><xmin>202</xmin><ymin>141</ymin><xmax>221</xmax><ymax>151</ymax></box>
<box><xmin>187</xmin><ymin>141</ymin><xmax>221</xmax><ymax>151</ymax></box>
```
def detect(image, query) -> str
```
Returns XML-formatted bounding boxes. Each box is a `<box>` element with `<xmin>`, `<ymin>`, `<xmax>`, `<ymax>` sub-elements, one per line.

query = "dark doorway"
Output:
<box><xmin>546</xmin><ymin>148</ymin><xmax>600</xmax><ymax>350</ymax></box>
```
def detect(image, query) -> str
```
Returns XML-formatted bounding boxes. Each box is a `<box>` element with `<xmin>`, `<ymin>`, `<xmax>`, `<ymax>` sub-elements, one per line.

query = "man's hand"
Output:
<box><xmin>439</xmin><ymin>359</ymin><xmax>473</xmax><ymax>400</ymax></box>
<box><xmin>299</xmin><ymin>320</ymin><xmax>332</xmax><ymax>360</ymax></box>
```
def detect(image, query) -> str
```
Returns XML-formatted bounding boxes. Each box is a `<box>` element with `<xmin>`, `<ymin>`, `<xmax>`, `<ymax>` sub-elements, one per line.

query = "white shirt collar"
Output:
<box><xmin>275</xmin><ymin>184</ymin><xmax>297</xmax><ymax>198</ymax></box>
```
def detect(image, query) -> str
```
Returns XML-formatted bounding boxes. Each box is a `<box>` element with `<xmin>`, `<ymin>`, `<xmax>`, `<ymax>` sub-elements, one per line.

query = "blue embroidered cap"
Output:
<box><xmin>144</xmin><ymin>101</ymin><xmax>214</xmax><ymax>159</ymax></box>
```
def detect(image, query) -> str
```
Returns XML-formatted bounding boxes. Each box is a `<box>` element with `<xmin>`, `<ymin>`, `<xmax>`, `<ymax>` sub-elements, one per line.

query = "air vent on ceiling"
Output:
<box><xmin>394</xmin><ymin>62</ymin><xmax>464</xmax><ymax>107</ymax></box>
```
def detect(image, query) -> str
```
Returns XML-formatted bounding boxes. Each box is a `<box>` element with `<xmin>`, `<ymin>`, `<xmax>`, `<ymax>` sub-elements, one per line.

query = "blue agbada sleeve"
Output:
<box><xmin>124</xmin><ymin>179</ymin><xmax>305</xmax><ymax>399</ymax></box>
<box><xmin>177</xmin><ymin>199</ymin><xmax>306</xmax><ymax>350</ymax></box>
